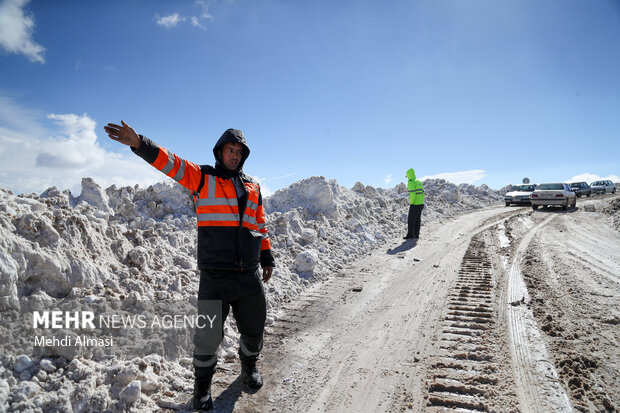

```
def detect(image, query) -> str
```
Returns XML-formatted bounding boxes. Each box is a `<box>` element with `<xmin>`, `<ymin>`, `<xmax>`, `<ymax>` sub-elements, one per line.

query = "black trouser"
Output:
<box><xmin>407</xmin><ymin>204</ymin><xmax>424</xmax><ymax>238</ymax></box>
<box><xmin>193</xmin><ymin>268</ymin><xmax>266</xmax><ymax>377</ymax></box>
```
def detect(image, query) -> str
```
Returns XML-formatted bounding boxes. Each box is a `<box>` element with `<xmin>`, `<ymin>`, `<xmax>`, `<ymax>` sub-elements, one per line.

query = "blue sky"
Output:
<box><xmin>1</xmin><ymin>0</ymin><xmax>619</xmax><ymax>196</ymax></box>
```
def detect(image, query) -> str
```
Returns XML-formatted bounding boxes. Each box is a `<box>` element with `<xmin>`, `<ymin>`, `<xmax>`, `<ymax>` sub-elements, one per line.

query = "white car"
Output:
<box><xmin>530</xmin><ymin>183</ymin><xmax>577</xmax><ymax>211</ymax></box>
<box><xmin>504</xmin><ymin>184</ymin><xmax>538</xmax><ymax>206</ymax></box>
<box><xmin>590</xmin><ymin>180</ymin><xmax>616</xmax><ymax>195</ymax></box>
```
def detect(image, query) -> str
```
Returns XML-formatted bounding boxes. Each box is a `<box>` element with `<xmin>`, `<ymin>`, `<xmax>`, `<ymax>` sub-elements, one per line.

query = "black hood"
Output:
<box><xmin>213</xmin><ymin>128</ymin><xmax>250</xmax><ymax>176</ymax></box>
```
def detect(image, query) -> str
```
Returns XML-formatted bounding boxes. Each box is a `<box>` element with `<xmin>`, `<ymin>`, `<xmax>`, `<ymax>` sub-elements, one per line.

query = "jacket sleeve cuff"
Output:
<box><xmin>260</xmin><ymin>249</ymin><xmax>275</xmax><ymax>268</ymax></box>
<box><xmin>131</xmin><ymin>135</ymin><xmax>160</xmax><ymax>164</ymax></box>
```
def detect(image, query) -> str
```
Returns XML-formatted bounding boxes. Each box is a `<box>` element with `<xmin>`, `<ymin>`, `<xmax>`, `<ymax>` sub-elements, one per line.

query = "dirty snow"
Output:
<box><xmin>0</xmin><ymin>175</ymin><xmax>504</xmax><ymax>411</ymax></box>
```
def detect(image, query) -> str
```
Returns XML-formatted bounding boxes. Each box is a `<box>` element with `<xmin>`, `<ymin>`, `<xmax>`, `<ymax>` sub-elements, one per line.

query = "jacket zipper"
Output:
<box><xmin>238</xmin><ymin>222</ymin><xmax>243</xmax><ymax>270</ymax></box>
<box><xmin>236</xmin><ymin>177</ymin><xmax>245</xmax><ymax>271</ymax></box>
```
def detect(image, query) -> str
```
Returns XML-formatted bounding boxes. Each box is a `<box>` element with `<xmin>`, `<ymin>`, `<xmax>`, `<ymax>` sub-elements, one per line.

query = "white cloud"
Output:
<box><xmin>263</xmin><ymin>171</ymin><xmax>298</xmax><ymax>182</ymax></box>
<box><xmin>195</xmin><ymin>0</ymin><xmax>214</xmax><ymax>20</ymax></box>
<box><xmin>190</xmin><ymin>16</ymin><xmax>205</xmax><ymax>29</ymax></box>
<box><xmin>567</xmin><ymin>173</ymin><xmax>620</xmax><ymax>184</ymax></box>
<box><xmin>418</xmin><ymin>169</ymin><xmax>487</xmax><ymax>185</ymax></box>
<box><xmin>38</xmin><ymin>113</ymin><xmax>102</xmax><ymax>168</ymax></box>
<box><xmin>0</xmin><ymin>0</ymin><xmax>45</xmax><ymax>63</ymax></box>
<box><xmin>254</xmin><ymin>172</ymin><xmax>300</xmax><ymax>198</ymax></box>
<box><xmin>0</xmin><ymin>98</ymin><xmax>163</xmax><ymax>195</ymax></box>
<box><xmin>384</xmin><ymin>174</ymin><xmax>392</xmax><ymax>185</ymax></box>
<box><xmin>255</xmin><ymin>177</ymin><xmax>272</xmax><ymax>197</ymax></box>
<box><xmin>156</xmin><ymin>2</ymin><xmax>215</xmax><ymax>30</ymax></box>
<box><xmin>156</xmin><ymin>13</ymin><xmax>186</xmax><ymax>28</ymax></box>
<box><xmin>0</xmin><ymin>93</ymin><xmax>47</xmax><ymax>136</ymax></box>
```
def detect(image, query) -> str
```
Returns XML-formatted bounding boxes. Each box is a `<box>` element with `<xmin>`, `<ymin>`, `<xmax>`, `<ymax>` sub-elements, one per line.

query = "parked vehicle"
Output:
<box><xmin>530</xmin><ymin>183</ymin><xmax>577</xmax><ymax>211</ymax></box>
<box><xmin>590</xmin><ymin>180</ymin><xmax>616</xmax><ymax>194</ymax></box>
<box><xmin>569</xmin><ymin>182</ymin><xmax>591</xmax><ymax>197</ymax></box>
<box><xmin>504</xmin><ymin>184</ymin><xmax>538</xmax><ymax>206</ymax></box>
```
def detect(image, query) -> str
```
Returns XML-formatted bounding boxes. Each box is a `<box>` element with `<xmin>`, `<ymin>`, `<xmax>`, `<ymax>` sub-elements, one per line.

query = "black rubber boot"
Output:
<box><xmin>192</xmin><ymin>373</ymin><xmax>214</xmax><ymax>411</ymax></box>
<box><xmin>241</xmin><ymin>360</ymin><xmax>263</xmax><ymax>390</ymax></box>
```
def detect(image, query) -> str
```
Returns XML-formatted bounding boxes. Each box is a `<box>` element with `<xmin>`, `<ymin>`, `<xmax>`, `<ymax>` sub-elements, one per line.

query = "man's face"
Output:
<box><xmin>221</xmin><ymin>142</ymin><xmax>244</xmax><ymax>171</ymax></box>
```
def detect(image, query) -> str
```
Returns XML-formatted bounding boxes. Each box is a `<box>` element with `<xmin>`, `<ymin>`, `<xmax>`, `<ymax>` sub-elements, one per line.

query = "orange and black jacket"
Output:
<box><xmin>132</xmin><ymin>129</ymin><xmax>275</xmax><ymax>272</ymax></box>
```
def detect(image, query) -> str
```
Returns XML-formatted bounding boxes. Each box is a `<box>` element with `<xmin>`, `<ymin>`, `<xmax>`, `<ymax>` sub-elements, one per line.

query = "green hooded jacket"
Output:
<box><xmin>407</xmin><ymin>168</ymin><xmax>425</xmax><ymax>205</ymax></box>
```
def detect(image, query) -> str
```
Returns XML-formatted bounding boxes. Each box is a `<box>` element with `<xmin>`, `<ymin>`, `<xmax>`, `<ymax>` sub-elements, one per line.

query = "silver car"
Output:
<box><xmin>530</xmin><ymin>183</ymin><xmax>577</xmax><ymax>210</ymax></box>
<box><xmin>590</xmin><ymin>180</ymin><xmax>616</xmax><ymax>195</ymax></box>
<box><xmin>504</xmin><ymin>184</ymin><xmax>538</xmax><ymax>206</ymax></box>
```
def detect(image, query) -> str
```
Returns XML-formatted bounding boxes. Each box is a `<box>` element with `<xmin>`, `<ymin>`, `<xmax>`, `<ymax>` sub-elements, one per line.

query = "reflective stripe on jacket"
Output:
<box><xmin>133</xmin><ymin>136</ymin><xmax>272</xmax><ymax>271</ymax></box>
<box><xmin>195</xmin><ymin>175</ymin><xmax>270</xmax><ymax>243</ymax></box>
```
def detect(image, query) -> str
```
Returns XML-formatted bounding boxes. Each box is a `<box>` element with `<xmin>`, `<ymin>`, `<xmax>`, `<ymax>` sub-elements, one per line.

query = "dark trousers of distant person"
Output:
<box><xmin>407</xmin><ymin>204</ymin><xmax>424</xmax><ymax>239</ymax></box>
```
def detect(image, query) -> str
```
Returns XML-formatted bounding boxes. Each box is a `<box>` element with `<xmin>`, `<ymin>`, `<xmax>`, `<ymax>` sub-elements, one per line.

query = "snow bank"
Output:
<box><xmin>0</xmin><ymin>175</ymin><xmax>503</xmax><ymax>411</ymax></box>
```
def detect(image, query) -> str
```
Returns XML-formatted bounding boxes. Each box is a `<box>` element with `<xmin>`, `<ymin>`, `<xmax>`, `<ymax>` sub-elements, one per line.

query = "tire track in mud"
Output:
<box><xmin>423</xmin><ymin>235</ymin><xmax>503</xmax><ymax>412</ymax></box>
<box><xmin>264</xmin><ymin>272</ymin><xmax>362</xmax><ymax>337</ymax></box>
<box><xmin>230</xmin><ymin>207</ymin><xmax>532</xmax><ymax>412</ymax></box>
<box><xmin>212</xmin><ymin>272</ymin><xmax>366</xmax><ymax>413</ymax></box>
<box><xmin>506</xmin><ymin>214</ymin><xmax>573</xmax><ymax>413</ymax></box>
<box><xmin>516</xmin><ymin>207</ymin><xmax>620</xmax><ymax>412</ymax></box>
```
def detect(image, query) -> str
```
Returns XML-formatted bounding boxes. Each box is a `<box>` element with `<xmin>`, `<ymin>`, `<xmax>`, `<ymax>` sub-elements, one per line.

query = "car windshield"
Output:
<box><xmin>592</xmin><ymin>181</ymin><xmax>603</xmax><ymax>186</ymax></box>
<box><xmin>516</xmin><ymin>185</ymin><xmax>536</xmax><ymax>191</ymax></box>
<box><xmin>570</xmin><ymin>183</ymin><xmax>580</xmax><ymax>188</ymax></box>
<box><xmin>537</xmin><ymin>183</ymin><xmax>564</xmax><ymax>190</ymax></box>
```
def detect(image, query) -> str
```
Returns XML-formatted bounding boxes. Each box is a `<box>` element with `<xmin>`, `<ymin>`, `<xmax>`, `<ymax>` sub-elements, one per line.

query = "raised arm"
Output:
<box><xmin>104</xmin><ymin>120</ymin><xmax>203</xmax><ymax>193</ymax></box>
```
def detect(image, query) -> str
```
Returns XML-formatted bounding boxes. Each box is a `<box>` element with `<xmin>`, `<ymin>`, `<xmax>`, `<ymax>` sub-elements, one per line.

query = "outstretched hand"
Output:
<box><xmin>104</xmin><ymin>121</ymin><xmax>141</xmax><ymax>148</ymax></box>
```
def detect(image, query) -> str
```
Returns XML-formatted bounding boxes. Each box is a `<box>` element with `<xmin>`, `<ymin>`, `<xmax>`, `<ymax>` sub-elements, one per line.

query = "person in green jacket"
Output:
<box><xmin>405</xmin><ymin>168</ymin><xmax>425</xmax><ymax>240</ymax></box>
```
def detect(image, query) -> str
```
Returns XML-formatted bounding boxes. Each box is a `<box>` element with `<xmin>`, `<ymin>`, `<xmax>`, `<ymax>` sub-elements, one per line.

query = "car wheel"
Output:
<box><xmin>532</xmin><ymin>205</ymin><xmax>539</xmax><ymax>210</ymax></box>
<box><xmin>613</xmin><ymin>188</ymin><xmax>616</xmax><ymax>194</ymax></box>
<box><xmin>571</xmin><ymin>197</ymin><xmax>576</xmax><ymax>208</ymax></box>
<box><xmin>562</xmin><ymin>199</ymin><xmax>568</xmax><ymax>211</ymax></box>
<box><xmin>505</xmin><ymin>202</ymin><xmax>510</xmax><ymax>207</ymax></box>
<box><xmin>586</xmin><ymin>192</ymin><xmax>590</xmax><ymax>197</ymax></box>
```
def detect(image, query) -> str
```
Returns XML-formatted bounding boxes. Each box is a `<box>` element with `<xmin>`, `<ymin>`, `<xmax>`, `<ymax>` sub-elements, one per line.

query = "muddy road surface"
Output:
<box><xmin>206</xmin><ymin>195</ymin><xmax>620</xmax><ymax>413</ymax></box>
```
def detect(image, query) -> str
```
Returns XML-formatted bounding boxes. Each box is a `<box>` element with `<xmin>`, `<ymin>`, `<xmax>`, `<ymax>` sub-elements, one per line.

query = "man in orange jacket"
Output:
<box><xmin>105</xmin><ymin>121</ymin><xmax>274</xmax><ymax>411</ymax></box>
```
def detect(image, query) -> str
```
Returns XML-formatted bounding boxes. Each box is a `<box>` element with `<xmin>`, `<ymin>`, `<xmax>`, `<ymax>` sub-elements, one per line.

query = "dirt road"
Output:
<box><xmin>207</xmin><ymin>196</ymin><xmax>620</xmax><ymax>413</ymax></box>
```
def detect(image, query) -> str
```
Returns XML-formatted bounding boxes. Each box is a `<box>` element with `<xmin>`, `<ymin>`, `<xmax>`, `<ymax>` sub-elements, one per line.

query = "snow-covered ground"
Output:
<box><xmin>0</xmin><ymin>176</ymin><xmax>504</xmax><ymax>411</ymax></box>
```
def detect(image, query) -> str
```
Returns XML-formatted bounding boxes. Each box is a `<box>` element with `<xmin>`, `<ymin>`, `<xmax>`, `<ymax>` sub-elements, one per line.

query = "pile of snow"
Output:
<box><xmin>583</xmin><ymin>197</ymin><xmax>620</xmax><ymax>231</ymax></box>
<box><xmin>0</xmin><ymin>175</ymin><xmax>503</xmax><ymax>411</ymax></box>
